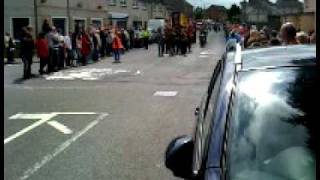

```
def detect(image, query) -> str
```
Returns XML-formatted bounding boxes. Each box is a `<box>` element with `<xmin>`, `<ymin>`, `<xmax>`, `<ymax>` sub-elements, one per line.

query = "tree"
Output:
<box><xmin>193</xmin><ymin>7</ymin><xmax>204</xmax><ymax>20</ymax></box>
<box><xmin>227</xmin><ymin>4</ymin><xmax>241</xmax><ymax>23</ymax></box>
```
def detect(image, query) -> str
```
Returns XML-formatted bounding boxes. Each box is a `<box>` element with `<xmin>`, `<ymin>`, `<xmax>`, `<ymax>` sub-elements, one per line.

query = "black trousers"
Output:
<box><xmin>143</xmin><ymin>38</ymin><xmax>149</xmax><ymax>49</ymax></box>
<box><xmin>100</xmin><ymin>43</ymin><xmax>106</xmax><ymax>57</ymax></box>
<box><xmin>48</xmin><ymin>48</ymin><xmax>59</xmax><ymax>73</ymax></box>
<box><xmin>22</xmin><ymin>54</ymin><xmax>33</xmax><ymax>78</ymax></box>
<box><xmin>39</xmin><ymin>57</ymin><xmax>49</xmax><ymax>73</ymax></box>
<box><xmin>58</xmin><ymin>47</ymin><xmax>65</xmax><ymax>69</ymax></box>
<box><xmin>181</xmin><ymin>40</ymin><xmax>187</xmax><ymax>55</ymax></box>
<box><xmin>6</xmin><ymin>48</ymin><xmax>14</xmax><ymax>63</ymax></box>
<box><xmin>158</xmin><ymin>42</ymin><xmax>165</xmax><ymax>57</ymax></box>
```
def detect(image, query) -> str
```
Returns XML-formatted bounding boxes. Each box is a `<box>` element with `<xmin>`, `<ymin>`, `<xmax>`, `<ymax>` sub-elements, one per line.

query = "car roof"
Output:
<box><xmin>241</xmin><ymin>45</ymin><xmax>316</xmax><ymax>70</ymax></box>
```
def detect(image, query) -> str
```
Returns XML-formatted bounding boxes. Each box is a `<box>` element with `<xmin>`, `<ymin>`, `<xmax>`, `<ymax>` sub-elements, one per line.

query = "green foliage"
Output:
<box><xmin>194</xmin><ymin>7</ymin><xmax>204</xmax><ymax>20</ymax></box>
<box><xmin>227</xmin><ymin>4</ymin><xmax>241</xmax><ymax>23</ymax></box>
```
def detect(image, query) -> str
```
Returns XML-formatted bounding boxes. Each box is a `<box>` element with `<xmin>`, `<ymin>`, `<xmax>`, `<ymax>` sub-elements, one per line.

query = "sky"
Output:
<box><xmin>186</xmin><ymin>0</ymin><xmax>304</xmax><ymax>8</ymax></box>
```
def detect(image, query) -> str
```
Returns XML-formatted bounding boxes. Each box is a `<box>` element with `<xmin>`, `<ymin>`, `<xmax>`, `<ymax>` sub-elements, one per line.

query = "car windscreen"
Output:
<box><xmin>227</xmin><ymin>67</ymin><xmax>317</xmax><ymax>180</ymax></box>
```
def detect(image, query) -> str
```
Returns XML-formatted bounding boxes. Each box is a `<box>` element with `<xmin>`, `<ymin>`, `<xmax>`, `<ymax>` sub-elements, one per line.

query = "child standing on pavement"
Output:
<box><xmin>112</xmin><ymin>31</ymin><xmax>124</xmax><ymax>63</ymax></box>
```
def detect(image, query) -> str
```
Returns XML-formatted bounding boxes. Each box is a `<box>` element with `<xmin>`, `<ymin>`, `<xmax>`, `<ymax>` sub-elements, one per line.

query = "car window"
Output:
<box><xmin>226</xmin><ymin>67</ymin><xmax>317</xmax><ymax>180</ymax></box>
<box><xmin>192</xmin><ymin>60</ymin><xmax>223</xmax><ymax>175</ymax></box>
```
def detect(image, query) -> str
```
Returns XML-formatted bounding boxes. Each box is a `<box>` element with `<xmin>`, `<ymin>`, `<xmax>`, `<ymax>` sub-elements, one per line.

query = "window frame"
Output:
<box><xmin>51</xmin><ymin>16</ymin><xmax>68</xmax><ymax>35</ymax></box>
<box><xmin>119</xmin><ymin>0</ymin><xmax>127</xmax><ymax>7</ymax></box>
<box><xmin>10</xmin><ymin>17</ymin><xmax>31</xmax><ymax>40</ymax></box>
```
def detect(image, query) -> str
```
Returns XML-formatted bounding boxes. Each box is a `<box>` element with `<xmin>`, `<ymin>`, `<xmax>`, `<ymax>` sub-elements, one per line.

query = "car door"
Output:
<box><xmin>192</xmin><ymin>59</ymin><xmax>223</xmax><ymax>177</ymax></box>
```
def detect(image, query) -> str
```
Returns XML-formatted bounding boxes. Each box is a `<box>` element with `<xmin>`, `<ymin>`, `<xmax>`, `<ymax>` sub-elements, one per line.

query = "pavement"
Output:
<box><xmin>4</xmin><ymin>31</ymin><xmax>226</xmax><ymax>180</ymax></box>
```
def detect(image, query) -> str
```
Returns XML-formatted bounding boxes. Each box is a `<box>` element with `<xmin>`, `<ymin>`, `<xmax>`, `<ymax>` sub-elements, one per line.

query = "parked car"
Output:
<box><xmin>165</xmin><ymin>44</ymin><xmax>317</xmax><ymax>180</ymax></box>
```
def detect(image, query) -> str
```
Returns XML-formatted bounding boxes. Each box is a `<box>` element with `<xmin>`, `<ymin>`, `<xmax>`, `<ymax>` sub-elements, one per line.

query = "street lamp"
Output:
<box><xmin>34</xmin><ymin>0</ymin><xmax>38</xmax><ymax>35</ymax></box>
<box><xmin>67</xmin><ymin>0</ymin><xmax>71</xmax><ymax>33</ymax></box>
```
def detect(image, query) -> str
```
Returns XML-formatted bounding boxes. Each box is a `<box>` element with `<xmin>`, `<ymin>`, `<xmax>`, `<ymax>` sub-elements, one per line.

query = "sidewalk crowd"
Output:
<box><xmin>224</xmin><ymin>22</ymin><xmax>316</xmax><ymax>50</ymax></box>
<box><xmin>4</xmin><ymin>18</ymin><xmax>198</xmax><ymax>79</ymax></box>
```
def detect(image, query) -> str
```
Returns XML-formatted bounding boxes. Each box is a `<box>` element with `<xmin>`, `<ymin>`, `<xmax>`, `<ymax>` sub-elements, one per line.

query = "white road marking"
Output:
<box><xmin>45</xmin><ymin>68</ymin><xmax>131</xmax><ymax>81</ymax></box>
<box><xmin>153</xmin><ymin>91</ymin><xmax>178</xmax><ymax>97</ymax></box>
<box><xmin>134</xmin><ymin>70</ymin><xmax>142</xmax><ymax>75</ymax></box>
<box><xmin>18</xmin><ymin>113</ymin><xmax>108</xmax><ymax>180</ymax></box>
<box><xmin>47</xmin><ymin>121</ymin><xmax>73</xmax><ymax>134</ymax></box>
<box><xmin>199</xmin><ymin>55</ymin><xmax>209</xmax><ymax>58</ymax></box>
<box><xmin>4</xmin><ymin>112</ymin><xmax>99</xmax><ymax>144</ymax></box>
<box><xmin>4</xmin><ymin>114</ymin><xmax>56</xmax><ymax>145</ymax></box>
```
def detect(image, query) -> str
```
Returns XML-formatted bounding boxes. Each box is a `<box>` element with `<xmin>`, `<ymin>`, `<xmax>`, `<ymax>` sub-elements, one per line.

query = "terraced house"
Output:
<box><xmin>4</xmin><ymin>0</ymin><xmax>172</xmax><ymax>40</ymax></box>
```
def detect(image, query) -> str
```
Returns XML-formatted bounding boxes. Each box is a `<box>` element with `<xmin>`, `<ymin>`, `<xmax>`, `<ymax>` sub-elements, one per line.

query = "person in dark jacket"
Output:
<box><xmin>156</xmin><ymin>27</ymin><xmax>165</xmax><ymax>57</ymax></box>
<box><xmin>20</xmin><ymin>26</ymin><xmax>35</xmax><ymax>79</ymax></box>
<box><xmin>99</xmin><ymin>27</ymin><xmax>106</xmax><ymax>58</ymax></box>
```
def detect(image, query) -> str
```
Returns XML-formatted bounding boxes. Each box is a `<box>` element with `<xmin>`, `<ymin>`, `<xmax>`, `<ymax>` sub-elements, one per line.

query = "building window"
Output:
<box><xmin>141</xmin><ymin>2</ymin><xmax>147</xmax><ymax>10</ymax></box>
<box><xmin>52</xmin><ymin>17</ymin><xmax>67</xmax><ymax>35</ymax></box>
<box><xmin>74</xmin><ymin>19</ymin><xmax>86</xmax><ymax>31</ymax></box>
<box><xmin>132</xmin><ymin>0</ymin><xmax>138</xmax><ymax>9</ymax></box>
<box><xmin>108</xmin><ymin>0</ymin><xmax>116</xmax><ymax>6</ymax></box>
<box><xmin>11</xmin><ymin>18</ymin><xmax>30</xmax><ymax>40</ymax></box>
<box><xmin>91</xmin><ymin>19</ymin><xmax>103</xmax><ymax>29</ymax></box>
<box><xmin>120</xmin><ymin>0</ymin><xmax>127</xmax><ymax>7</ymax></box>
<box><xmin>159</xmin><ymin>6</ymin><xmax>163</xmax><ymax>13</ymax></box>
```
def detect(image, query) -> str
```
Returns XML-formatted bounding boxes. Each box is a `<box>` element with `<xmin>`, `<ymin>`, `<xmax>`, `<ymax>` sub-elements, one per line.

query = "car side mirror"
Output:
<box><xmin>165</xmin><ymin>135</ymin><xmax>194</xmax><ymax>179</ymax></box>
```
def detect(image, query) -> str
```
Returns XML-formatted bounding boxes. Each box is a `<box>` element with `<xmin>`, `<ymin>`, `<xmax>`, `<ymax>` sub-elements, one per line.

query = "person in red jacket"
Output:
<box><xmin>80</xmin><ymin>29</ymin><xmax>91</xmax><ymax>66</ymax></box>
<box><xmin>36</xmin><ymin>32</ymin><xmax>49</xmax><ymax>74</ymax></box>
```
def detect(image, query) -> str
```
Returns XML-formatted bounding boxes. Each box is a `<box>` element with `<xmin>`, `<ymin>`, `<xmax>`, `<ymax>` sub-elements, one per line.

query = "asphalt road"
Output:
<box><xmin>4</xmin><ymin>31</ymin><xmax>226</xmax><ymax>180</ymax></box>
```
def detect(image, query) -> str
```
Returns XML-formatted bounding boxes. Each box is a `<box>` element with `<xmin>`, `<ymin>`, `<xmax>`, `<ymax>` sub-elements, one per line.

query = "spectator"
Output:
<box><xmin>4</xmin><ymin>32</ymin><xmax>15</xmax><ymax>64</ymax></box>
<box><xmin>99</xmin><ymin>27</ymin><xmax>107</xmax><ymax>58</ymax></box>
<box><xmin>141</xmin><ymin>27</ymin><xmax>150</xmax><ymax>49</ymax></box>
<box><xmin>47</xmin><ymin>26</ymin><xmax>60</xmax><ymax>72</ymax></box>
<box><xmin>269</xmin><ymin>30</ymin><xmax>281</xmax><ymax>46</ymax></box>
<box><xmin>20</xmin><ymin>26</ymin><xmax>35</xmax><ymax>79</ymax></box>
<box><xmin>57</xmin><ymin>28</ymin><xmax>65</xmax><ymax>70</ymax></box>
<box><xmin>296</xmin><ymin>31</ymin><xmax>309</xmax><ymax>44</ymax></box>
<box><xmin>106</xmin><ymin>29</ymin><xmax>113</xmax><ymax>56</ymax></box>
<box><xmin>128</xmin><ymin>28</ymin><xmax>135</xmax><ymax>49</ymax></box>
<box><xmin>247</xmin><ymin>29</ymin><xmax>263</xmax><ymax>48</ymax></box>
<box><xmin>156</xmin><ymin>27</ymin><xmax>165</xmax><ymax>57</ymax></box>
<box><xmin>112</xmin><ymin>31</ymin><xmax>124</xmax><ymax>63</ymax></box>
<box><xmin>280</xmin><ymin>22</ymin><xmax>298</xmax><ymax>45</ymax></box>
<box><xmin>64</xmin><ymin>32</ymin><xmax>73</xmax><ymax>66</ymax></box>
<box><xmin>80</xmin><ymin>28</ymin><xmax>91</xmax><ymax>66</ymax></box>
<box><xmin>91</xmin><ymin>30</ymin><xmax>100</xmax><ymax>62</ymax></box>
<box><xmin>310</xmin><ymin>32</ymin><xmax>316</xmax><ymax>44</ymax></box>
<box><xmin>36</xmin><ymin>32</ymin><xmax>49</xmax><ymax>74</ymax></box>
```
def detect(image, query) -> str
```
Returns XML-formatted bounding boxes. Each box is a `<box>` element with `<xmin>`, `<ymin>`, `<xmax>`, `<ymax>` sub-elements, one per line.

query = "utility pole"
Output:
<box><xmin>67</xmin><ymin>0</ymin><xmax>71</xmax><ymax>34</ymax></box>
<box><xmin>34</xmin><ymin>0</ymin><xmax>38</xmax><ymax>35</ymax></box>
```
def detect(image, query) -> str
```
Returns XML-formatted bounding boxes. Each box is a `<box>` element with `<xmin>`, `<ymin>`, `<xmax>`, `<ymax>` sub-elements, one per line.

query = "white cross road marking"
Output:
<box><xmin>47</xmin><ymin>121</ymin><xmax>73</xmax><ymax>134</ymax></box>
<box><xmin>4</xmin><ymin>112</ymin><xmax>101</xmax><ymax>145</ymax></box>
<box><xmin>18</xmin><ymin>113</ymin><xmax>108</xmax><ymax>180</ymax></box>
<box><xmin>153</xmin><ymin>91</ymin><xmax>178</xmax><ymax>97</ymax></box>
<box><xmin>5</xmin><ymin>113</ymin><xmax>57</xmax><ymax>144</ymax></box>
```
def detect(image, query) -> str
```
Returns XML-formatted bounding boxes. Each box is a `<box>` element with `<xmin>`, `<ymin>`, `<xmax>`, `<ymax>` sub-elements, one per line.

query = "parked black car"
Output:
<box><xmin>165</xmin><ymin>44</ymin><xmax>317</xmax><ymax>180</ymax></box>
